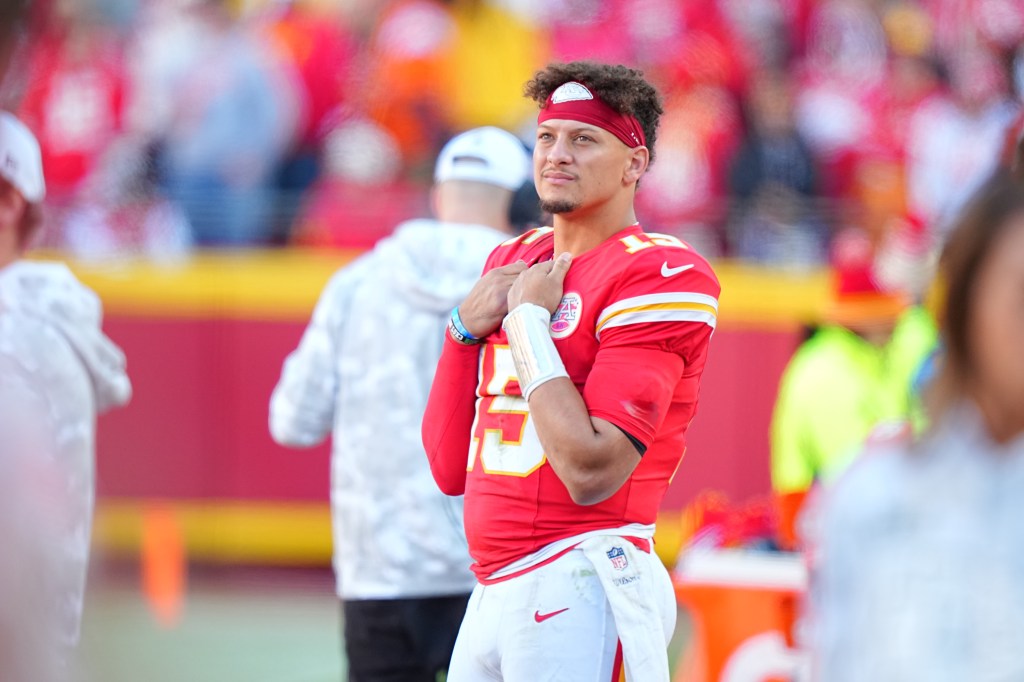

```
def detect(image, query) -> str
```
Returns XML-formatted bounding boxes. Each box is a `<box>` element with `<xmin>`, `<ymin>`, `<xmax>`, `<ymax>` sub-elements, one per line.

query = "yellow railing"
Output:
<box><xmin>58</xmin><ymin>249</ymin><xmax>832</xmax><ymax>328</ymax></box>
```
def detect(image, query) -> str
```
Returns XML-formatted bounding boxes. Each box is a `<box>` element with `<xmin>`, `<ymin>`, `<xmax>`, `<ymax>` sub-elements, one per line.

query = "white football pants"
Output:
<box><xmin>447</xmin><ymin>544</ymin><xmax>675</xmax><ymax>681</ymax></box>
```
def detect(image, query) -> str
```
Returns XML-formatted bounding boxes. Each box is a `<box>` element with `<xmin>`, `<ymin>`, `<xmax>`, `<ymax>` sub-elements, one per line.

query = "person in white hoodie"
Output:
<box><xmin>811</xmin><ymin>162</ymin><xmax>1024</xmax><ymax>680</ymax></box>
<box><xmin>269</xmin><ymin>126</ymin><xmax>534</xmax><ymax>681</ymax></box>
<box><xmin>0</xmin><ymin>111</ymin><xmax>132</xmax><ymax>678</ymax></box>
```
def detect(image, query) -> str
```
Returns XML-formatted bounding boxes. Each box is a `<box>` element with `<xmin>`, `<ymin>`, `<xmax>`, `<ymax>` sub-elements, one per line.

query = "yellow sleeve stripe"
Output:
<box><xmin>599</xmin><ymin>292</ymin><xmax>719</xmax><ymax>320</ymax></box>
<box><xmin>596</xmin><ymin>304</ymin><xmax>718</xmax><ymax>339</ymax></box>
<box><xmin>596</xmin><ymin>292</ymin><xmax>719</xmax><ymax>330</ymax></box>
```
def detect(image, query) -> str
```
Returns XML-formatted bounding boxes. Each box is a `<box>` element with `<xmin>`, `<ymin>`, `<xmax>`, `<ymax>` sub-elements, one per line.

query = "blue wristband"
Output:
<box><xmin>451</xmin><ymin>307</ymin><xmax>479</xmax><ymax>342</ymax></box>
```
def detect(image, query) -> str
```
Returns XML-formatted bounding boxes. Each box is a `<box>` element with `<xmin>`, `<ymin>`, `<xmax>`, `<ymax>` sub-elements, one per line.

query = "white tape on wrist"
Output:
<box><xmin>502</xmin><ymin>303</ymin><xmax>569</xmax><ymax>400</ymax></box>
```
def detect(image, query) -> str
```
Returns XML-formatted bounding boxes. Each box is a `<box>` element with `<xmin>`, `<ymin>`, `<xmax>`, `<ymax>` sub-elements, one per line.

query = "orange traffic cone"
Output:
<box><xmin>141</xmin><ymin>503</ymin><xmax>186</xmax><ymax>627</ymax></box>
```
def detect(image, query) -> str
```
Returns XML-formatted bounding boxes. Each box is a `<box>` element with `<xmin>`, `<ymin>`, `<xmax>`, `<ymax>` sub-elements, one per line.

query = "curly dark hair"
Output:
<box><xmin>524</xmin><ymin>61</ymin><xmax>664</xmax><ymax>165</ymax></box>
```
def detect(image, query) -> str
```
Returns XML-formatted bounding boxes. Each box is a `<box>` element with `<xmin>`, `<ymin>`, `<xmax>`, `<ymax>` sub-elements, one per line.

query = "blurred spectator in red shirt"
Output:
<box><xmin>793</xmin><ymin>0</ymin><xmax>888</xmax><ymax>201</ymax></box>
<box><xmin>290</xmin><ymin>115</ymin><xmax>425</xmax><ymax>249</ymax></box>
<box><xmin>18</xmin><ymin>10</ymin><xmax>127</xmax><ymax>203</ymax></box>
<box><xmin>263</xmin><ymin>1</ymin><xmax>354</xmax><ymax>153</ymax></box>
<box><xmin>633</xmin><ymin>3</ymin><xmax>745</xmax><ymax>256</ymax></box>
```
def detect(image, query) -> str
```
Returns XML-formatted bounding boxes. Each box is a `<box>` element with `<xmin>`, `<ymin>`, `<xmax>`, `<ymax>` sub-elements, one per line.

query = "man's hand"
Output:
<box><xmin>458</xmin><ymin>261</ymin><xmax>529</xmax><ymax>338</ymax></box>
<box><xmin>508</xmin><ymin>252</ymin><xmax>572</xmax><ymax>314</ymax></box>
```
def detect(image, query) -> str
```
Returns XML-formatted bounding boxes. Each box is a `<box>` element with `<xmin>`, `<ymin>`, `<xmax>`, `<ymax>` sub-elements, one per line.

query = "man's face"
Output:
<box><xmin>534</xmin><ymin>119</ymin><xmax>635</xmax><ymax>216</ymax></box>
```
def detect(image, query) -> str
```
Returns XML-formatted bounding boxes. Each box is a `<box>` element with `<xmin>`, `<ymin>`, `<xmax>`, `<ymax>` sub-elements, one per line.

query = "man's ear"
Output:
<box><xmin>0</xmin><ymin>183</ymin><xmax>26</xmax><ymax>241</ymax></box>
<box><xmin>623</xmin><ymin>147</ymin><xmax>650</xmax><ymax>186</ymax></box>
<box><xmin>429</xmin><ymin>184</ymin><xmax>442</xmax><ymax>218</ymax></box>
<box><xmin>17</xmin><ymin>204</ymin><xmax>42</xmax><ymax>252</ymax></box>
<box><xmin>0</xmin><ymin>181</ymin><xmax>38</xmax><ymax>253</ymax></box>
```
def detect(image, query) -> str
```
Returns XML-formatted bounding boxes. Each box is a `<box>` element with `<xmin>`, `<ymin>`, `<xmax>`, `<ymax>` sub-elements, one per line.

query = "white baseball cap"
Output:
<box><xmin>0</xmin><ymin>111</ymin><xmax>45</xmax><ymax>204</ymax></box>
<box><xmin>434</xmin><ymin>126</ymin><xmax>531</xmax><ymax>191</ymax></box>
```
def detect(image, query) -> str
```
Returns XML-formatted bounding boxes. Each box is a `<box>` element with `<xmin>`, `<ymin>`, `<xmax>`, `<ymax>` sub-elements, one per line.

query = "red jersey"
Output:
<box><xmin>423</xmin><ymin>224</ymin><xmax>720</xmax><ymax>579</ymax></box>
<box><xmin>19</xmin><ymin>30</ymin><xmax>126</xmax><ymax>197</ymax></box>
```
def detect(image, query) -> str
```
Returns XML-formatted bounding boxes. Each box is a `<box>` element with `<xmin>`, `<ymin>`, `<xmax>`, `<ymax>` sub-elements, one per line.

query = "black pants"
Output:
<box><xmin>343</xmin><ymin>594</ymin><xmax>471</xmax><ymax>682</ymax></box>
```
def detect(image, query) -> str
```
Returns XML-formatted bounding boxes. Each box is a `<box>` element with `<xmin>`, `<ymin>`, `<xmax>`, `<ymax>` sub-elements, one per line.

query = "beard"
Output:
<box><xmin>539</xmin><ymin>198</ymin><xmax>580</xmax><ymax>214</ymax></box>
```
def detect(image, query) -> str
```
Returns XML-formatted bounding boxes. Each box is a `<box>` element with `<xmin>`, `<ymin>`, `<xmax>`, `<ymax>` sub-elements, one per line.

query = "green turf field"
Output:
<box><xmin>81</xmin><ymin>568</ymin><xmax>346</xmax><ymax>682</ymax></box>
<box><xmin>80</xmin><ymin>566</ymin><xmax>691</xmax><ymax>682</ymax></box>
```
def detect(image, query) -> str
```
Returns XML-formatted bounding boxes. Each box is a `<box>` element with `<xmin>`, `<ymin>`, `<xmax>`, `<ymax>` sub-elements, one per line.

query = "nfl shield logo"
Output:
<box><xmin>607</xmin><ymin>546</ymin><xmax>628</xmax><ymax>571</ymax></box>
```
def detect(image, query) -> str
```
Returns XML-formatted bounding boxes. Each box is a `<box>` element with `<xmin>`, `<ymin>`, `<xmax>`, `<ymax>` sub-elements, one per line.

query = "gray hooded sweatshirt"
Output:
<box><xmin>0</xmin><ymin>260</ymin><xmax>131</xmax><ymax>652</ymax></box>
<box><xmin>270</xmin><ymin>219</ymin><xmax>507</xmax><ymax>599</ymax></box>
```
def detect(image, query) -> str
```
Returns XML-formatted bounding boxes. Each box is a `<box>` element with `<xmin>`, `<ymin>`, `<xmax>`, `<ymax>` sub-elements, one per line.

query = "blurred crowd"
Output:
<box><xmin>1</xmin><ymin>0</ymin><xmax>1022</xmax><ymax>265</ymax></box>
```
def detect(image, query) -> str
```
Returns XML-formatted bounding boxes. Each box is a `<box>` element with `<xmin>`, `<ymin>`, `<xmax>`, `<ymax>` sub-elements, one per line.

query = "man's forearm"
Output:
<box><xmin>422</xmin><ymin>336</ymin><xmax>481</xmax><ymax>495</ymax></box>
<box><xmin>527</xmin><ymin>378</ymin><xmax>639</xmax><ymax>505</ymax></box>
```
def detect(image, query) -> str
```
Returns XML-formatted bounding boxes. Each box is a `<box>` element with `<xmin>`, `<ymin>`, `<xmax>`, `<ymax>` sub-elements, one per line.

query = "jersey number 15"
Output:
<box><xmin>467</xmin><ymin>345</ymin><xmax>546</xmax><ymax>477</ymax></box>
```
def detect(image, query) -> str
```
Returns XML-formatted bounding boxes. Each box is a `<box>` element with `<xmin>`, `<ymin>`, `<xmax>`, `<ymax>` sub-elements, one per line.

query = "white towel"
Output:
<box><xmin>579</xmin><ymin>534</ymin><xmax>675</xmax><ymax>682</ymax></box>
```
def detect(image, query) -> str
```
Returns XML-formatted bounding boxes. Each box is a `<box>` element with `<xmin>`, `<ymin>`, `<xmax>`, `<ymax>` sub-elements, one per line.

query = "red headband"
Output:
<box><xmin>537</xmin><ymin>81</ymin><xmax>646</xmax><ymax>149</ymax></box>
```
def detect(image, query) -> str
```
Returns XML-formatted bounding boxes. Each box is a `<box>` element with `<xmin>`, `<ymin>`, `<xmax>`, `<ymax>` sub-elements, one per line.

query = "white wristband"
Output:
<box><xmin>502</xmin><ymin>303</ymin><xmax>569</xmax><ymax>400</ymax></box>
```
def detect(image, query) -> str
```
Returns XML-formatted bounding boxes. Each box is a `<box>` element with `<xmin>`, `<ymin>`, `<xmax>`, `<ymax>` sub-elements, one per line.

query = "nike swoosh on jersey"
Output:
<box><xmin>661</xmin><ymin>262</ymin><xmax>695</xmax><ymax>277</ymax></box>
<box><xmin>534</xmin><ymin>607</ymin><xmax>570</xmax><ymax>623</ymax></box>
